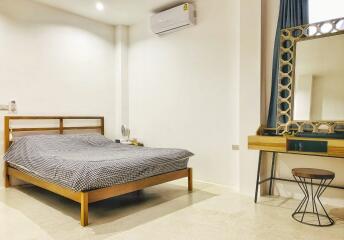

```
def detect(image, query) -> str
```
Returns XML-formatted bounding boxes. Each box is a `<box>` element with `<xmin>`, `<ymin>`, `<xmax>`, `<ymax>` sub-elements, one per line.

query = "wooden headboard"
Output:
<box><xmin>4</xmin><ymin>116</ymin><xmax>104</xmax><ymax>152</ymax></box>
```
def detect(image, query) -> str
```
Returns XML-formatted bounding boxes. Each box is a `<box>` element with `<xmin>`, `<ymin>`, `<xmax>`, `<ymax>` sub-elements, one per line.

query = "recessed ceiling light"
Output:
<box><xmin>96</xmin><ymin>2</ymin><xmax>104</xmax><ymax>11</ymax></box>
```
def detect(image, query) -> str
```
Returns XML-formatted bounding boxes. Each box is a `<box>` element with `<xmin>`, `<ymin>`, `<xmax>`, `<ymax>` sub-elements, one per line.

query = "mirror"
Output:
<box><xmin>276</xmin><ymin>17</ymin><xmax>344</xmax><ymax>134</ymax></box>
<box><xmin>294</xmin><ymin>34</ymin><xmax>344</xmax><ymax>121</ymax></box>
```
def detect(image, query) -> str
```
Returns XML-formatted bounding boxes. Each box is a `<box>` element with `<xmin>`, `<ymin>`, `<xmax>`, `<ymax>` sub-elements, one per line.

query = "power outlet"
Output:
<box><xmin>232</xmin><ymin>145</ymin><xmax>240</xmax><ymax>151</ymax></box>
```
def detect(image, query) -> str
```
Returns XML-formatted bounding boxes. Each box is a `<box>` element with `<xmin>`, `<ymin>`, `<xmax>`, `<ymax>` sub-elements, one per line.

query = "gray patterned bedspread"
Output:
<box><xmin>4</xmin><ymin>134</ymin><xmax>193</xmax><ymax>192</ymax></box>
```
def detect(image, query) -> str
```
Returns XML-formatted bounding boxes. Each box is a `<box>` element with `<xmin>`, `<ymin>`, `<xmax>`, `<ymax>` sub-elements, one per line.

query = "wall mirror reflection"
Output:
<box><xmin>293</xmin><ymin>34</ymin><xmax>344</xmax><ymax>121</ymax></box>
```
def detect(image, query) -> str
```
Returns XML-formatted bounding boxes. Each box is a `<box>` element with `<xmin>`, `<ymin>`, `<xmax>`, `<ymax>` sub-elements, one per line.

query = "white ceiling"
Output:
<box><xmin>33</xmin><ymin>0</ymin><xmax>187</xmax><ymax>26</ymax></box>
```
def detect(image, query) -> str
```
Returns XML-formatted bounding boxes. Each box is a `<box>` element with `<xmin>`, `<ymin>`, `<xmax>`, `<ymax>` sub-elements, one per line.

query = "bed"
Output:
<box><xmin>3</xmin><ymin>116</ymin><xmax>193</xmax><ymax>226</ymax></box>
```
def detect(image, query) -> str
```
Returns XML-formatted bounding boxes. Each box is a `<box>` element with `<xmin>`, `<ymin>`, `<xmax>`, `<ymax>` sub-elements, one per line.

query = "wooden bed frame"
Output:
<box><xmin>3</xmin><ymin>116</ymin><xmax>193</xmax><ymax>226</ymax></box>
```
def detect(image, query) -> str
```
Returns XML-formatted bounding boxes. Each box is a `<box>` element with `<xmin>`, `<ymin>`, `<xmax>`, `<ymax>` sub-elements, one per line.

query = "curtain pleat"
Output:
<box><xmin>267</xmin><ymin>0</ymin><xmax>309</xmax><ymax>128</ymax></box>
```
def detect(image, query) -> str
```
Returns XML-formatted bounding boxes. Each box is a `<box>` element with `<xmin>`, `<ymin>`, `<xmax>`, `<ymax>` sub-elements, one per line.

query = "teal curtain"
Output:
<box><xmin>267</xmin><ymin>0</ymin><xmax>309</xmax><ymax>128</ymax></box>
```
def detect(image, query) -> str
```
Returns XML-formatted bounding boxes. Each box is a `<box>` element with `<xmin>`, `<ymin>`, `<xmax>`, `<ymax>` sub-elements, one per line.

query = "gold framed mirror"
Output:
<box><xmin>276</xmin><ymin>17</ymin><xmax>344</xmax><ymax>134</ymax></box>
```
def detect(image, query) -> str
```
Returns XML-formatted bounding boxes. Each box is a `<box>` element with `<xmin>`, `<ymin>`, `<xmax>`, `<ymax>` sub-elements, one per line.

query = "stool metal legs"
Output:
<box><xmin>292</xmin><ymin>176</ymin><xmax>334</xmax><ymax>227</ymax></box>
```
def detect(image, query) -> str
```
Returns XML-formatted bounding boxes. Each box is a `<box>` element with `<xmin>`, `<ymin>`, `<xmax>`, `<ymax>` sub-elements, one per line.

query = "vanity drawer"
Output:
<box><xmin>286</xmin><ymin>138</ymin><xmax>344</xmax><ymax>157</ymax></box>
<box><xmin>248</xmin><ymin>136</ymin><xmax>286</xmax><ymax>152</ymax></box>
<box><xmin>287</xmin><ymin>140</ymin><xmax>328</xmax><ymax>153</ymax></box>
<box><xmin>248</xmin><ymin>135</ymin><xmax>344</xmax><ymax>158</ymax></box>
<box><xmin>328</xmin><ymin>139</ymin><xmax>344</xmax><ymax>157</ymax></box>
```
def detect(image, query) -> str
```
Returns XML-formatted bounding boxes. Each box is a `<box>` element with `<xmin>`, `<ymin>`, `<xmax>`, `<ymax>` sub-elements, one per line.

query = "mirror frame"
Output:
<box><xmin>276</xmin><ymin>17</ymin><xmax>344</xmax><ymax>134</ymax></box>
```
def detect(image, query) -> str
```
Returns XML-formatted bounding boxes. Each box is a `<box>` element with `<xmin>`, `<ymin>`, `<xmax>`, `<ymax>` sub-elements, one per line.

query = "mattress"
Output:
<box><xmin>4</xmin><ymin>134</ymin><xmax>193</xmax><ymax>192</ymax></box>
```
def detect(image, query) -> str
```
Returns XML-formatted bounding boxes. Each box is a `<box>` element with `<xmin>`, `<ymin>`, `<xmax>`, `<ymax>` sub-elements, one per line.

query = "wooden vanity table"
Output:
<box><xmin>249</xmin><ymin>133</ymin><xmax>344</xmax><ymax>157</ymax></box>
<box><xmin>249</xmin><ymin>127</ymin><xmax>344</xmax><ymax>203</ymax></box>
<box><xmin>249</xmin><ymin>17</ymin><xmax>344</xmax><ymax>203</ymax></box>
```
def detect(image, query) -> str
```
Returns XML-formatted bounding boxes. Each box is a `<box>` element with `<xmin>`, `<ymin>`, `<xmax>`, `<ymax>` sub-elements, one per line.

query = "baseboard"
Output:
<box><xmin>192</xmin><ymin>179</ymin><xmax>239</xmax><ymax>192</ymax></box>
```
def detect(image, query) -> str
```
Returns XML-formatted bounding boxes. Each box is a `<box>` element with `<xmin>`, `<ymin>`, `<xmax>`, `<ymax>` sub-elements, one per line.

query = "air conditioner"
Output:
<box><xmin>151</xmin><ymin>3</ymin><xmax>196</xmax><ymax>35</ymax></box>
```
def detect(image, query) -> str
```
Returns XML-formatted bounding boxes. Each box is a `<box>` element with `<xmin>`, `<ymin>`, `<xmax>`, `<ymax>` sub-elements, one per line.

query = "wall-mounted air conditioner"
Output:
<box><xmin>151</xmin><ymin>3</ymin><xmax>196</xmax><ymax>35</ymax></box>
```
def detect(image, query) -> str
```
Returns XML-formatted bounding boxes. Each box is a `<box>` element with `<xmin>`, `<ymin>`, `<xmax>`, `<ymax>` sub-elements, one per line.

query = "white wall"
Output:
<box><xmin>128</xmin><ymin>0</ymin><xmax>241</xmax><ymax>188</ymax></box>
<box><xmin>0</xmin><ymin>0</ymin><xmax>118</xmax><ymax>185</ymax></box>
<box><xmin>238</xmin><ymin>0</ymin><xmax>261</xmax><ymax>196</ymax></box>
<box><xmin>114</xmin><ymin>25</ymin><xmax>129</xmax><ymax>137</ymax></box>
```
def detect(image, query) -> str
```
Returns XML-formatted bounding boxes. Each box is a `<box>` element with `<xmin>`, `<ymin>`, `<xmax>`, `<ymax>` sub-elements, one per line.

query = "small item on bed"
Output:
<box><xmin>120</xmin><ymin>139</ymin><xmax>133</xmax><ymax>144</ymax></box>
<box><xmin>131</xmin><ymin>138</ymin><xmax>144</xmax><ymax>146</ymax></box>
<box><xmin>120</xmin><ymin>138</ymin><xmax>144</xmax><ymax>146</ymax></box>
<box><xmin>121</xmin><ymin>124</ymin><xmax>130</xmax><ymax>141</ymax></box>
<box><xmin>120</xmin><ymin>125</ymin><xmax>143</xmax><ymax>146</ymax></box>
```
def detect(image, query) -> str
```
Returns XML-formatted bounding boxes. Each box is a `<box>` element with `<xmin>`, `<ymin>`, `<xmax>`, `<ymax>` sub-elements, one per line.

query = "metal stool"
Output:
<box><xmin>292</xmin><ymin>168</ymin><xmax>335</xmax><ymax>227</ymax></box>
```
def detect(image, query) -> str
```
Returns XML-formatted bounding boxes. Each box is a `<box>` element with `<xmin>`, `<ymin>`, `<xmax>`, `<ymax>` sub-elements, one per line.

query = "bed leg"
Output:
<box><xmin>188</xmin><ymin>168</ymin><xmax>193</xmax><ymax>192</ymax></box>
<box><xmin>5</xmin><ymin>175</ymin><xmax>10</xmax><ymax>188</ymax></box>
<box><xmin>4</xmin><ymin>163</ymin><xmax>10</xmax><ymax>188</ymax></box>
<box><xmin>80</xmin><ymin>192</ymin><xmax>89</xmax><ymax>227</ymax></box>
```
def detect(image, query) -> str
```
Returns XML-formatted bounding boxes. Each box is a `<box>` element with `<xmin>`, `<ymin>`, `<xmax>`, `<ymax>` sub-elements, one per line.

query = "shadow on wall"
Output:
<box><xmin>0</xmin><ymin>0</ymin><xmax>115</xmax><ymax>45</ymax></box>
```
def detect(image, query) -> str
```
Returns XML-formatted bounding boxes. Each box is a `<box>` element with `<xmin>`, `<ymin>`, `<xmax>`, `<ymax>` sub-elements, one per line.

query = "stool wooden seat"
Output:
<box><xmin>292</xmin><ymin>168</ymin><xmax>335</xmax><ymax>180</ymax></box>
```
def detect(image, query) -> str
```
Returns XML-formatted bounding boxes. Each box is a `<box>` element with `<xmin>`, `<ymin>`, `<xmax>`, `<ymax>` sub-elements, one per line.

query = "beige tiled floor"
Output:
<box><xmin>0</xmin><ymin>181</ymin><xmax>343</xmax><ymax>240</ymax></box>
